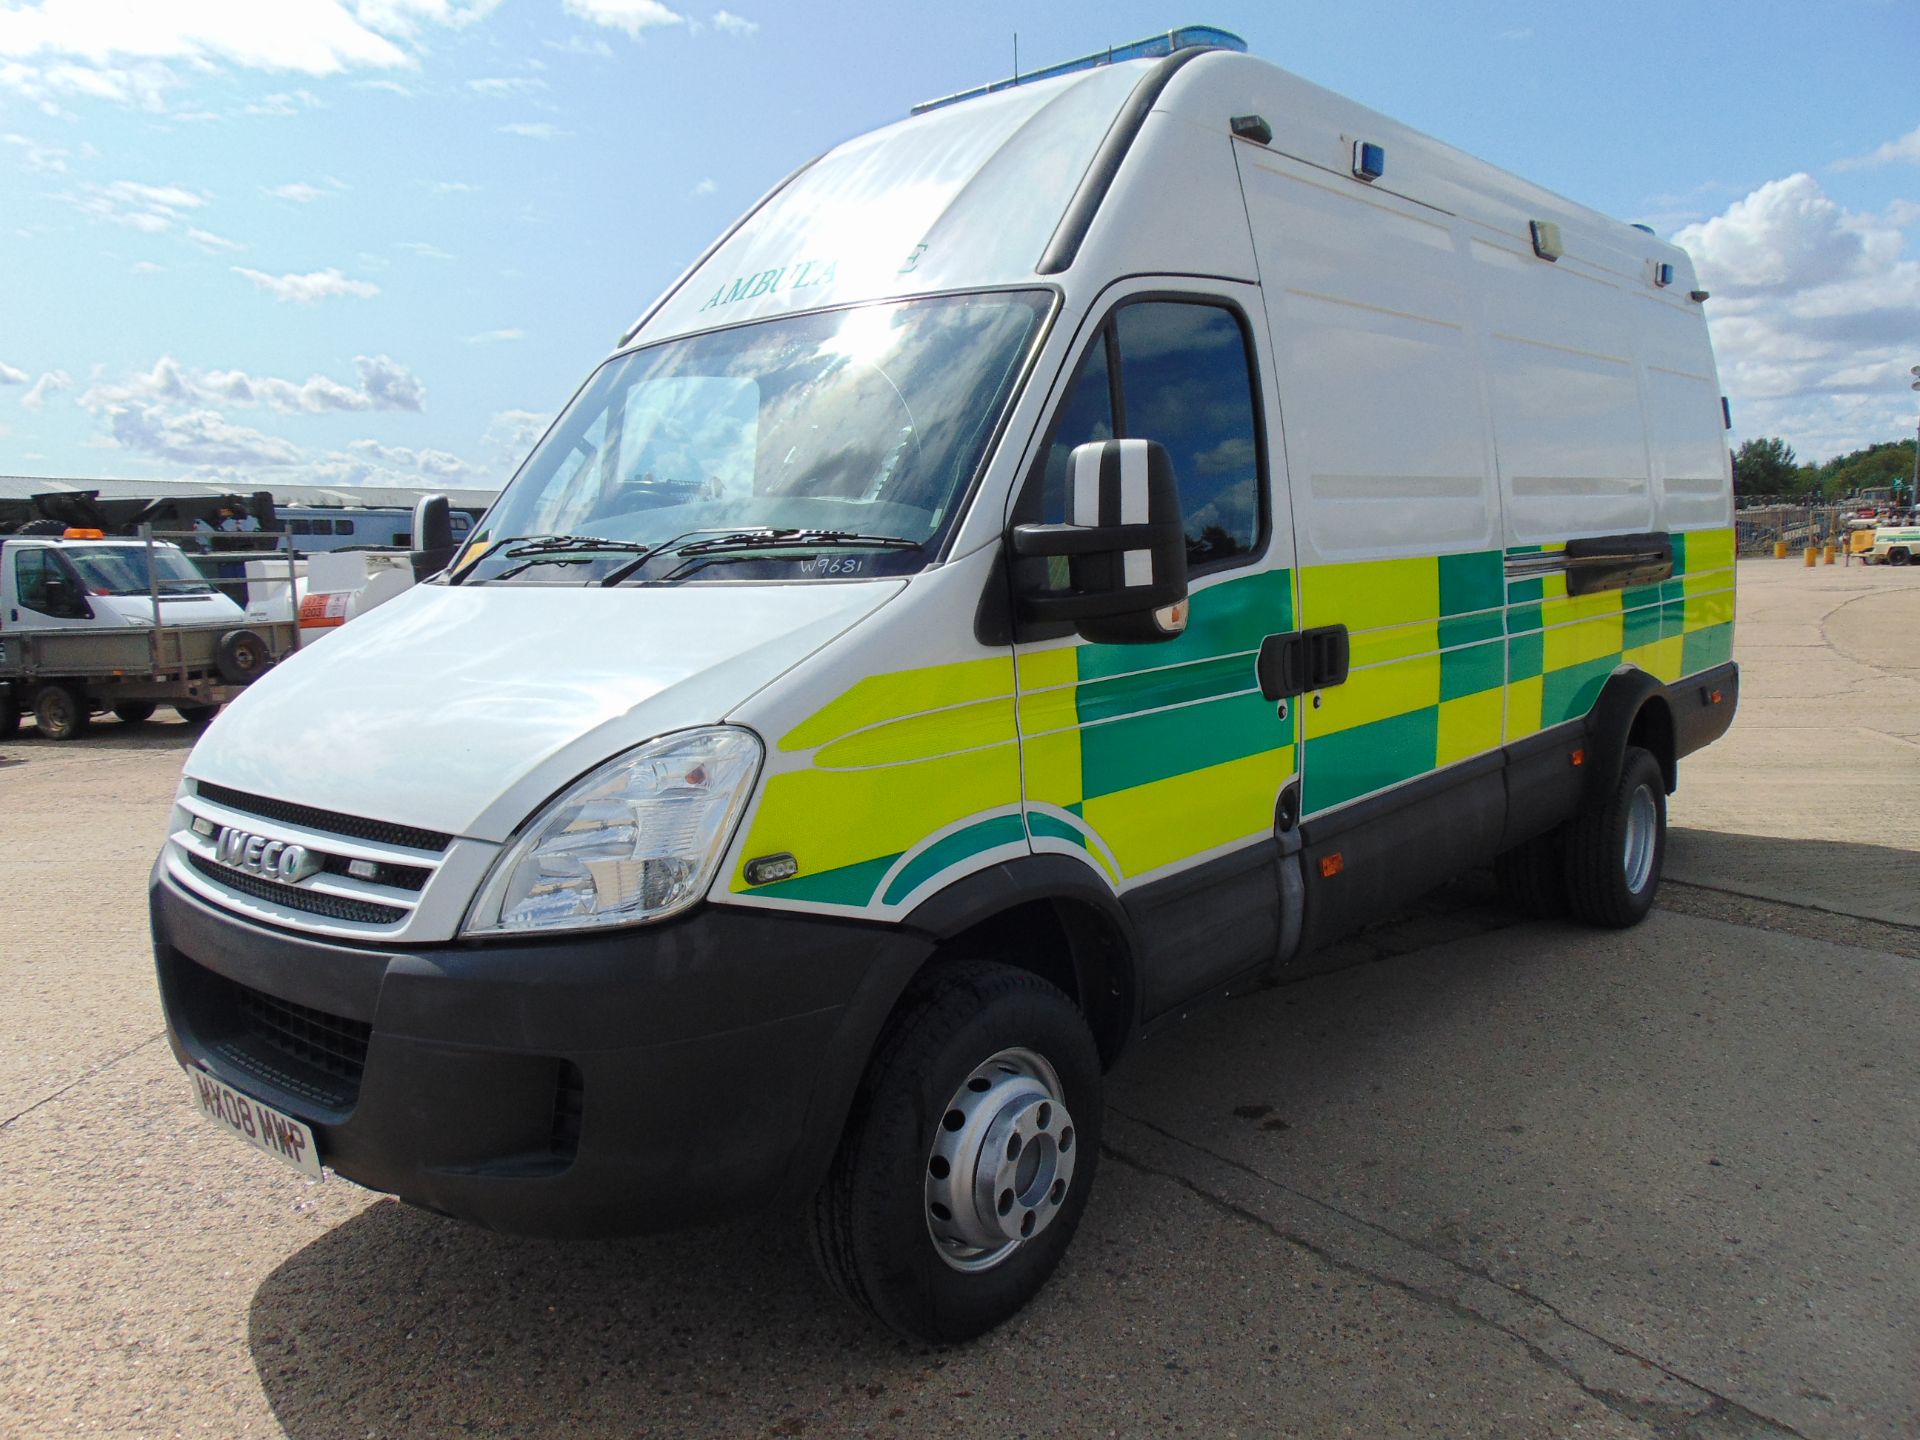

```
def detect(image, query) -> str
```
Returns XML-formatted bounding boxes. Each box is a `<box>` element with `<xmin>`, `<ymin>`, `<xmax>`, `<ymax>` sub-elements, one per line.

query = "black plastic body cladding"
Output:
<box><xmin>151</xmin><ymin>870</ymin><xmax>929</xmax><ymax>1237</ymax></box>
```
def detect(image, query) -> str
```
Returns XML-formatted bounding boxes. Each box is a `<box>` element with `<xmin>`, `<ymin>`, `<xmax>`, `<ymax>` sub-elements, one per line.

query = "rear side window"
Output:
<box><xmin>1027</xmin><ymin>299</ymin><xmax>1263</xmax><ymax>572</ymax></box>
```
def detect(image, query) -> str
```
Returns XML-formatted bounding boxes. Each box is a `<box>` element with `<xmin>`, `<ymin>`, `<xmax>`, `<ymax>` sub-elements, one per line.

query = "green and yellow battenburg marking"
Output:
<box><xmin>730</xmin><ymin>526</ymin><xmax>1735</xmax><ymax>912</ymax></box>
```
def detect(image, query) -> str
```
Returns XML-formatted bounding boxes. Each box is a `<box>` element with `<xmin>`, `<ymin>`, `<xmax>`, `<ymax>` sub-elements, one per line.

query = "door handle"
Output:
<box><xmin>1257</xmin><ymin>625</ymin><xmax>1350</xmax><ymax>700</ymax></box>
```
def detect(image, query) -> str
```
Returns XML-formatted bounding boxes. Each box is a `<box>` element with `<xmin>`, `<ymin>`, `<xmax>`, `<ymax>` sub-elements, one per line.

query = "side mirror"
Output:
<box><xmin>42</xmin><ymin>572</ymin><xmax>93</xmax><ymax>620</ymax></box>
<box><xmin>1010</xmin><ymin>438</ymin><xmax>1189</xmax><ymax>644</ymax></box>
<box><xmin>411</xmin><ymin>494</ymin><xmax>456</xmax><ymax>580</ymax></box>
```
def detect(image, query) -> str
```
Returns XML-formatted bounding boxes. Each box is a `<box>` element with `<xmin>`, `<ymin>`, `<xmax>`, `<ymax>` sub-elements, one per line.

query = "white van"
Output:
<box><xmin>152</xmin><ymin>28</ymin><xmax>1738</xmax><ymax>1341</ymax></box>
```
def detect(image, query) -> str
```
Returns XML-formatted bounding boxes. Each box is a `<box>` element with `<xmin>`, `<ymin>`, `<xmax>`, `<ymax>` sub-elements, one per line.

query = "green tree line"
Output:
<box><xmin>1733</xmin><ymin>435</ymin><xmax>1918</xmax><ymax>502</ymax></box>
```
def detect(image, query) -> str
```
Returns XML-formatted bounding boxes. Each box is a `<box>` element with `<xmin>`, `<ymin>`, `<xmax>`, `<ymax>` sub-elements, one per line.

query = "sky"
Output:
<box><xmin>0</xmin><ymin>0</ymin><xmax>1916</xmax><ymax>492</ymax></box>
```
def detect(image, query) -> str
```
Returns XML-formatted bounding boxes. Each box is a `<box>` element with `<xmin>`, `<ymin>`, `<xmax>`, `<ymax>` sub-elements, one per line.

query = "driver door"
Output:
<box><xmin>1008</xmin><ymin>279</ymin><xmax>1302</xmax><ymax>1018</ymax></box>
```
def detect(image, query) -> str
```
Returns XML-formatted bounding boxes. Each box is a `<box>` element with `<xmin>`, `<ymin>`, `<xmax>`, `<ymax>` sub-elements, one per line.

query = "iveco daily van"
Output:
<box><xmin>153</xmin><ymin>28</ymin><xmax>1739</xmax><ymax>1341</ymax></box>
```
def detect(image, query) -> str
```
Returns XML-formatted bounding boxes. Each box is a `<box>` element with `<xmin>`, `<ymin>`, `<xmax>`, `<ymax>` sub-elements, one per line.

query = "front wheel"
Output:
<box><xmin>31</xmin><ymin>683</ymin><xmax>90</xmax><ymax>741</ymax></box>
<box><xmin>810</xmin><ymin>961</ymin><xmax>1102</xmax><ymax>1344</ymax></box>
<box><xmin>1563</xmin><ymin>745</ymin><xmax>1666</xmax><ymax>928</ymax></box>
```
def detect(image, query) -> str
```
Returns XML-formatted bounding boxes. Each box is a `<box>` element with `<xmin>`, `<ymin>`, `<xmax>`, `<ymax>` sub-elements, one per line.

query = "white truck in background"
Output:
<box><xmin>0</xmin><ymin>529</ymin><xmax>297</xmax><ymax>739</ymax></box>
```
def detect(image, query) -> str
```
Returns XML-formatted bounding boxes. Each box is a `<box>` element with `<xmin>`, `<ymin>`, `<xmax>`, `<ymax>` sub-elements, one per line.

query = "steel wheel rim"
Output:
<box><xmin>1623</xmin><ymin>784</ymin><xmax>1658</xmax><ymax>893</ymax></box>
<box><xmin>924</xmin><ymin>1046</ymin><xmax>1077</xmax><ymax>1273</ymax></box>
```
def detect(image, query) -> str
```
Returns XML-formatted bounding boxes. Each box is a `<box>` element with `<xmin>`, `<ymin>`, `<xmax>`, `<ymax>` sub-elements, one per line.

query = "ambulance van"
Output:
<box><xmin>152</xmin><ymin>28</ymin><xmax>1739</xmax><ymax>1341</ymax></box>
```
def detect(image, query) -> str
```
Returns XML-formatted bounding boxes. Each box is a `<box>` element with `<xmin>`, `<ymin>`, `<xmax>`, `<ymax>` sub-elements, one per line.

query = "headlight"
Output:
<box><xmin>463</xmin><ymin>727</ymin><xmax>762</xmax><ymax>936</ymax></box>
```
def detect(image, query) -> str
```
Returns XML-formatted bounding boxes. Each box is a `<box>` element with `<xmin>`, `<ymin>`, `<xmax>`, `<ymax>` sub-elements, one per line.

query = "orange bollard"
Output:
<box><xmin>1774</xmin><ymin>541</ymin><xmax>1788</xmax><ymax>558</ymax></box>
<box><xmin>1803</xmin><ymin>546</ymin><xmax>1817</xmax><ymax>566</ymax></box>
<box><xmin>1823</xmin><ymin>545</ymin><xmax>1836</xmax><ymax>565</ymax></box>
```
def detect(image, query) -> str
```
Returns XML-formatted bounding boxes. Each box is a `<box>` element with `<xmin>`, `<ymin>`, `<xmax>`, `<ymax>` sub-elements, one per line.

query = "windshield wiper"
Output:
<box><xmin>458</xmin><ymin>534</ymin><xmax>657</xmax><ymax>584</ymax></box>
<box><xmin>599</xmin><ymin>528</ymin><xmax>922</xmax><ymax>587</ymax></box>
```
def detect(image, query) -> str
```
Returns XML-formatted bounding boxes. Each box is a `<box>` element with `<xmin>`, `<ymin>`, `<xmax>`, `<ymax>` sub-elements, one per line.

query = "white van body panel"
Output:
<box><xmin>183</xmin><ymin>578</ymin><xmax>904</xmax><ymax>842</ymax></box>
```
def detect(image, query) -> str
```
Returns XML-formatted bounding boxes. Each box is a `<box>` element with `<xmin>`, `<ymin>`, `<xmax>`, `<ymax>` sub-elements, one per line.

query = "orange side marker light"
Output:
<box><xmin>1319</xmin><ymin>853</ymin><xmax>1344</xmax><ymax>879</ymax></box>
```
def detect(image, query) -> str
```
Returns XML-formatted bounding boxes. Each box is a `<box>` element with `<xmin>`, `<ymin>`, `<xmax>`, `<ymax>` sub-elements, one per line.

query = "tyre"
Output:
<box><xmin>31</xmin><ymin>683</ymin><xmax>90</xmax><ymax>741</ymax></box>
<box><xmin>1562</xmin><ymin>745</ymin><xmax>1666</xmax><ymax>928</ymax></box>
<box><xmin>15</xmin><ymin>518</ymin><xmax>65</xmax><ymax>536</ymax></box>
<box><xmin>112</xmin><ymin>700</ymin><xmax>157</xmax><ymax>725</ymax></box>
<box><xmin>0</xmin><ymin>693</ymin><xmax>18</xmax><ymax>741</ymax></box>
<box><xmin>215</xmin><ymin>629</ymin><xmax>271</xmax><ymax>685</ymax></box>
<box><xmin>1493</xmin><ymin>828</ymin><xmax>1568</xmax><ymax>918</ymax></box>
<box><xmin>175</xmin><ymin>701</ymin><xmax>221</xmax><ymax>726</ymax></box>
<box><xmin>810</xmin><ymin>961</ymin><xmax>1102</xmax><ymax>1344</ymax></box>
<box><xmin>1890</xmin><ymin>548</ymin><xmax>1912</xmax><ymax>567</ymax></box>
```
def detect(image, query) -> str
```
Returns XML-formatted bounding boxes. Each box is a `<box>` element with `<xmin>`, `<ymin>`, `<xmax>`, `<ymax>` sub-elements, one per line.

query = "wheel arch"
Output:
<box><xmin>1590</xmin><ymin>667</ymin><xmax>1677</xmax><ymax>797</ymax></box>
<box><xmin>901</xmin><ymin>855</ymin><xmax>1140</xmax><ymax>1069</ymax></box>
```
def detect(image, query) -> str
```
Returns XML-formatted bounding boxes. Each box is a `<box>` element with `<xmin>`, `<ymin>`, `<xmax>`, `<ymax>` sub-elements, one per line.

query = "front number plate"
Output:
<box><xmin>185</xmin><ymin>1068</ymin><xmax>324</xmax><ymax>1179</ymax></box>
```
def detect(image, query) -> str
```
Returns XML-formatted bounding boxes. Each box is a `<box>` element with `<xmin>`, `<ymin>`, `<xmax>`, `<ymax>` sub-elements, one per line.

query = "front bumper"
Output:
<box><xmin>151</xmin><ymin>870</ymin><xmax>930</xmax><ymax>1237</ymax></box>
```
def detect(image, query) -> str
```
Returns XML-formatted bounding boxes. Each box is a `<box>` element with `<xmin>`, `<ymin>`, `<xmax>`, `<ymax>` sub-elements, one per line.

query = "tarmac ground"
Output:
<box><xmin>0</xmin><ymin>557</ymin><xmax>1915</xmax><ymax>1439</ymax></box>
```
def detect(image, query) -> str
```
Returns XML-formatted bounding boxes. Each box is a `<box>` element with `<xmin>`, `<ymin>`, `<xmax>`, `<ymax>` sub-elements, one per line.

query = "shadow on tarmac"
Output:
<box><xmin>242</xmin><ymin>881</ymin><xmax>1525</xmax><ymax>1439</ymax></box>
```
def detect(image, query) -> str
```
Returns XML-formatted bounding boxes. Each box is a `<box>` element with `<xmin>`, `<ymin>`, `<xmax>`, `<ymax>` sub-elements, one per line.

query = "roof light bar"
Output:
<box><xmin>911</xmin><ymin>25</ymin><xmax>1247</xmax><ymax>115</ymax></box>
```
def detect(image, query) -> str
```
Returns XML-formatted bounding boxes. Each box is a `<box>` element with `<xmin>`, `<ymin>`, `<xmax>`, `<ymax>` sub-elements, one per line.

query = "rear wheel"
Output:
<box><xmin>0</xmin><ymin>694</ymin><xmax>18</xmax><ymax>740</ymax></box>
<box><xmin>31</xmin><ymin>683</ymin><xmax>90</xmax><ymax>741</ymax></box>
<box><xmin>1563</xmin><ymin>745</ymin><xmax>1666</xmax><ymax>928</ymax></box>
<box><xmin>810</xmin><ymin>961</ymin><xmax>1102</xmax><ymax>1344</ymax></box>
<box><xmin>112</xmin><ymin>700</ymin><xmax>156</xmax><ymax>725</ymax></box>
<box><xmin>175</xmin><ymin>701</ymin><xmax>221</xmax><ymax>726</ymax></box>
<box><xmin>1890</xmin><ymin>548</ymin><xmax>1912</xmax><ymax>566</ymax></box>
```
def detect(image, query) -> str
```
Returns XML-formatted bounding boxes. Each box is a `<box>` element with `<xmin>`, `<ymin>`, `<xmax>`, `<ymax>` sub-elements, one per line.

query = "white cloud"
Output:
<box><xmin>0</xmin><ymin>2</ymin><xmax>410</xmax><ymax>76</ymax></box>
<box><xmin>691</xmin><ymin>176</ymin><xmax>716</xmax><ymax>196</ymax></box>
<box><xmin>187</xmin><ymin>226</ymin><xmax>243</xmax><ymax>252</ymax></box>
<box><xmin>351</xmin><ymin>77</ymin><xmax>412</xmax><ymax>95</ymax></box>
<box><xmin>241</xmin><ymin>88</ymin><xmax>322</xmax><ymax>116</ymax></box>
<box><xmin>0</xmin><ymin>57</ymin><xmax>177</xmax><ymax>110</ymax></box>
<box><xmin>232</xmin><ymin>265</ymin><xmax>380</xmax><ymax>302</ymax></box>
<box><xmin>65</xmin><ymin>176</ymin><xmax>207</xmax><ymax>234</ymax></box>
<box><xmin>1673</xmin><ymin>172</ymin><xmax>1920</xmax><ymax>461</ymax></box>
<box><xmin>710</xmin><ymin>10</ymin><xmax>757</xmax><ymax>35</ymax></box>
<box><xmin>429</xmin><ymin>179</ymin><xmax>479</xmax><ymax>193</ymax></box>
<box><xmin>0</xmin><ymin>361</ymin><xmax>28</xmax><ymax>384</ymax></box>
<box><xmin>266</xmin><ymin>181</ymin><xmax>325</xmax><ymax>202</ymax></box>
<box><xmin>543</xmin><ymin>34</ymin><xmax>613</xmax><ymax>57</ymax></box>
<box><xmin>82</xmin><ymin>353</ymin><xmax>425</xmax><ymax>415</ymax></box>
<box><xmin>562</xmin><ymin>0</ymin><xmax>684</xmax><ymax>38</ymax></box>
<box><xmin>105</xmin><ymin>403</ymin><xmax>305</xmax><ymax>467</ymax></box>
<box><xmin>0</xmin><ymin>130</ymin><xmax>68</xmax><ymax>171</ymax></box>
<box><xmin>485</xmin><ymin>407</ymin><xmax>549</xmax><ymax>472</ymax></box>
<box><xmin>498</xmin><ymin>121</ymin><xmax>567</xmax><ymax>140</ymax></box>
<box><xmin>131</xmin><ymin>260</ymin><xmax>163</xmax><ymax>273</ymax></box>
<box><xmin>466</xmin><ymin>75</ymin><xmax>546</xmax><ymax>97</ymax></box>
<box><xmin>20</xmin><ymin>369</ymin><xmax>70</xmax><ymax>409</ymax></box>
<box><xmin>464</xmin><ymin>328</ymin><xmax>524</xmax><ymax>343</ymax></box>
<box><xmin>1835</xmin><ymin>125</ymin><xmax>1920</xmax><ymax>172</ymax></box>
<box><xmin>396</xmin><ymin>240</ymin><xmax>455</xmax><ymax>259</ymax></box>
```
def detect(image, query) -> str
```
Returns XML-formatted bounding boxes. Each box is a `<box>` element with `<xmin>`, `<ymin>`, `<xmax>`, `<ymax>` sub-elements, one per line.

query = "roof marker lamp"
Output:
<box><xmin>1351</xmin><ymin>140</ymin><xmax>1385</xmax><ymax>181</ymax></box>
<box><xmin>464</xmin><ymin>727</ymin><xmax>762</xmax><ymax>936</ymax></box>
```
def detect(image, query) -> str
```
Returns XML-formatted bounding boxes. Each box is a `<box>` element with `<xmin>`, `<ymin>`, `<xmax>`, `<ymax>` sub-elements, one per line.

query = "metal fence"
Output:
<box><xmin>1732</xmin><ymin>504</ymin><xmax>1875</xmax><ymax>557</ymax></box>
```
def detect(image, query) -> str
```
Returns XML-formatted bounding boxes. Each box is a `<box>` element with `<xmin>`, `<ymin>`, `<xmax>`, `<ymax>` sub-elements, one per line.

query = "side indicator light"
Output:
<box><xmin>1319</xmin><ymin>853</ymin><xmax>1344</xmax><ymax>879</ymax></box>
<box><xmin>745</xmin><ymin>853</ymin><xmax>799</xmax><ymax>886</ymax></box>
<box><xmin>1570</xmin><ymin>748</ymin><xmax>1585</xmax><ymax>767</ymax></box>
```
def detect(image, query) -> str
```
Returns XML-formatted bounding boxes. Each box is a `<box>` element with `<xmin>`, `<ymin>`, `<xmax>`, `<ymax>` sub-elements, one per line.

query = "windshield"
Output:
<box><xmin>462</xmin><ymin>290</ymin><xmax>1051</xmax><ymax>584</ymax></box>
<box><xmin>66</xmin><ymin>545</ymin><xmax>214</xmax><ymax>596</ymax></box>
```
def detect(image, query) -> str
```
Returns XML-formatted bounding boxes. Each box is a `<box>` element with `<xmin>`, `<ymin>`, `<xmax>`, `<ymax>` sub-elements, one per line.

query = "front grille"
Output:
<box><xmin>551</xmin><ymin>1061</ymin><xmax>585</xmax><ymax>1159</ymax></box>
<box><xmin>189</xmin><ymin>854</ymin><xmax>408</xmax><ymax>925</ymax></box>
<box><xmin>195</xmin><ymin>780</ymin><xmax>452</xmax><ymax>853</ymax></box>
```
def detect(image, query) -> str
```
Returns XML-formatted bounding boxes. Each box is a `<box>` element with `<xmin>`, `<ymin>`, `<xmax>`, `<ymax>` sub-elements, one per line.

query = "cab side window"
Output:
<box><xmin>15</xmin><ymin>549</ymin><xmax>51</xmax><ymax>612</ymax></box>
<box><xmin>1027</xmin><ymin>299</ymin><xmax>1263</xmax><ymax>573</ymax></box>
